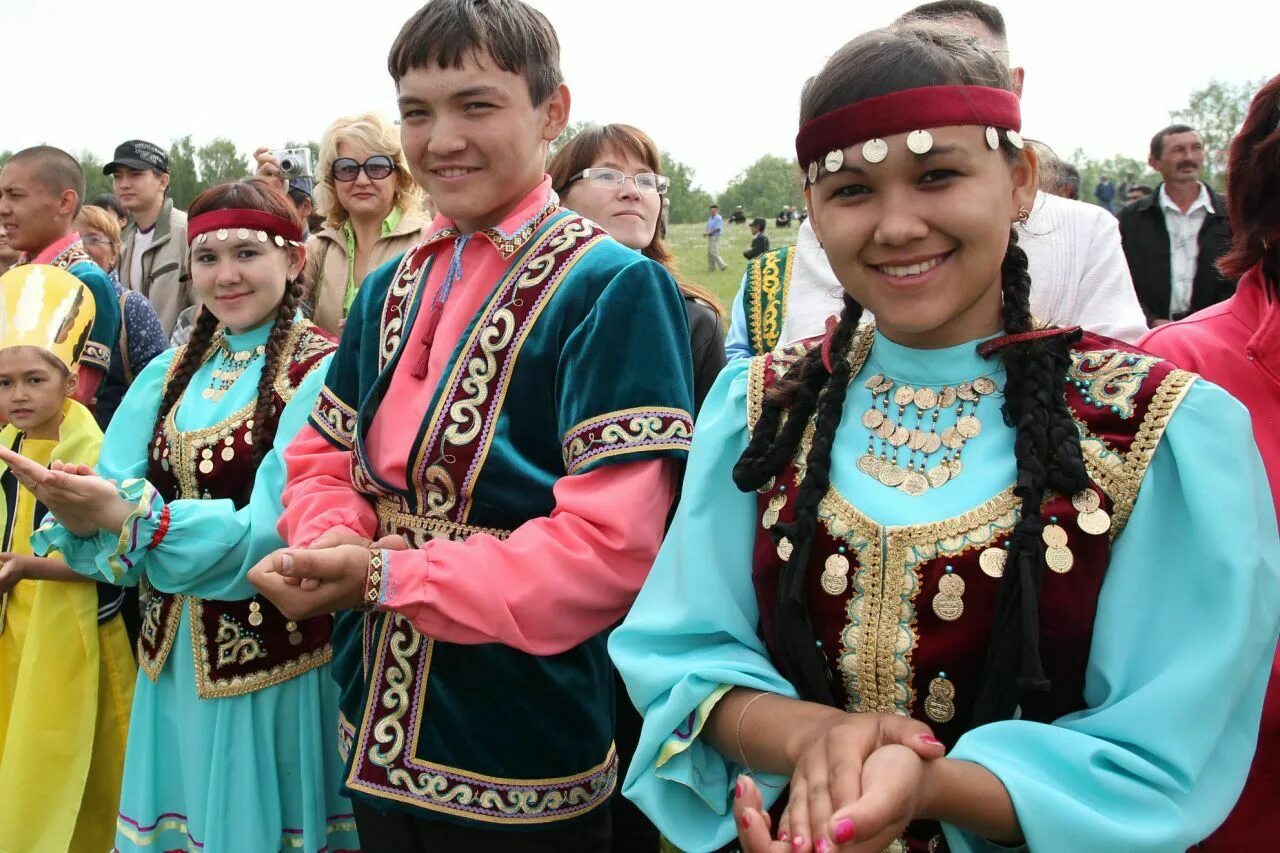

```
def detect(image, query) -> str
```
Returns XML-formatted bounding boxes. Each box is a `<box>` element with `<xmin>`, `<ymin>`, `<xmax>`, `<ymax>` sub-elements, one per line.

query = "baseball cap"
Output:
<box><xmin>287</xmin><ymin>176</ymin><xmax>314</xmax><ymax>199</ymax></box>
<box><xmin>103</xmin><ymin>140</ymin><xmax>169</xmax><ymax>175</ymax></box>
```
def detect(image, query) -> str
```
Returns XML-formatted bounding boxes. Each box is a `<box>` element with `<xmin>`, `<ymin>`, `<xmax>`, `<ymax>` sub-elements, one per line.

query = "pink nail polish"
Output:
<box><xmin>734</xmin><ymin>780</ymin><xmax>743</xmax><ymax>799</ymax></box>
<box><xmin>920</xmin><ymin>734</ymin><xmax>944</xmax><ymax>746</ymax></box>
<box><xmin>742</xmin><ymin>812</ymin><xmax>751</xmax><ymax>830</ymax></box>
<box><xmin>792</xmin><ymin>836</ymin><xmax>805</xmax><ymax>850</ymax></box>
<box><xmin>834</xmin><ymin>817</ymin><xmax>857</xmax><ymax>844</ymax></box>
<box><xmin>779</xmin><ymin>830</ymin><xmax>790</xmax><ymax>842</ymax></box>
<box><xmin>816</xmin><ymin>840</ymin><xmax>831</xmax><ymax>853</ymax></box>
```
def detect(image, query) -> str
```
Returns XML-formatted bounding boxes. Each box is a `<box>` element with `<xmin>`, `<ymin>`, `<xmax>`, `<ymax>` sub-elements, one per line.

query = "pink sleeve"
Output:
<box><xmin>279</xmin><ymin>424</ymin><xmax>378</xmax><ymax>547</ymax></box>
<box><xmin>75</xmin><ymin>364</ymin><xmax>104</xmax><ymax>410</ymax></box>
<box><xmin>381</xmin><ymin>458</ymin><xmax>679</xmax><ymax>655</ymax></box>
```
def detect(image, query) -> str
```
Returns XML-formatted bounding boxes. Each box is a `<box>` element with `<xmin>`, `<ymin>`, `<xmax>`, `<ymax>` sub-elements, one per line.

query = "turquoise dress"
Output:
<box><xmin>34</xmin><ymin>322</ymin><xmax>359</xmax><ymax>853</ymax></box>
<box><xmin>609</xmin><ymin>329</ymin><xmax>1280</xmax><ymax>853</ymax></box>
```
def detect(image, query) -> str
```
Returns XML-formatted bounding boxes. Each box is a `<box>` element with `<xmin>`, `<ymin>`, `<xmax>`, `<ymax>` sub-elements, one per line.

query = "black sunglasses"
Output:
<box><xmin>332</xmin><ymin>155</ymin><xmax>395</xmax><ymax>182</ymax></box>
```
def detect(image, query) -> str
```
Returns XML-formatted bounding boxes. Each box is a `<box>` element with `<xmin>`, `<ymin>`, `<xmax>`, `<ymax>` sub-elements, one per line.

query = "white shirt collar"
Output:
<box><xmin>1158</xmin><ymin>182</ymin><xmax>1214</xmax><ymax>215</ymax></box>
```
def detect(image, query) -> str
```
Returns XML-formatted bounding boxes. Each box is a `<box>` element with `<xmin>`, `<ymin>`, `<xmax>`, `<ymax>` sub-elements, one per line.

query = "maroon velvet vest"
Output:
<box><xmin>748</xmin><ymin>328</ymin><xmax>1196</xmax><ymax>852</ymax></box>
<box><xmin>138</xmin><ymin>321</ymin><xmax>336</xmax><ymax>697</ymax></box>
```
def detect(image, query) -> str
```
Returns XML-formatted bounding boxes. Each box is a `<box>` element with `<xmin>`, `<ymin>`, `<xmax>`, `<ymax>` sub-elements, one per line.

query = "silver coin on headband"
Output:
<box><xmin>862</xmin><ymin>138</ymin><xmax>889</xmax><ymax>164</ymax></box>
<box><xmin>985</xmin><ymin>127</ymin><xmax>1000</xmax><ymax>150</ymax></box>
<box><xmin>824</xmin><ymin>149</ymin><xmax>845</xmax><ymax>173</ymax></box>
<box><xmin>907</xmin><ymin>130</ymin><xmax>935</xmax><ymax>155</ymax></box>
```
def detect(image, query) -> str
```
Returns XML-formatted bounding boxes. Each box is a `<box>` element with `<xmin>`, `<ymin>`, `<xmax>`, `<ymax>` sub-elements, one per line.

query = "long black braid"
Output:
<box><xmin>733</xmin><ymin>294</ymin><xmax>865</xmax><ymax>705</ymax></box>
<box><xmin>970</xmin><ymin>231</ymin><xmax>1088</xmax><ymax>723</ymax></box>
<box><xmin>247</xmin><ymin>278</ymin><xmax>304</xmax><ymax>466</ymax></box>
<box><xmin>152</xmin><ymin>307</ymin><xmax>220</xmax><ymax>442</ymax></box>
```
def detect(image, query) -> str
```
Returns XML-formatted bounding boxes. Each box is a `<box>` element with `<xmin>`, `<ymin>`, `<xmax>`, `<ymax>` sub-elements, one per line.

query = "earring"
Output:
<box><xmin>1015</xmin><ymin>206</ymin><xmax>1030</xmax><ymax>224</ymax></box>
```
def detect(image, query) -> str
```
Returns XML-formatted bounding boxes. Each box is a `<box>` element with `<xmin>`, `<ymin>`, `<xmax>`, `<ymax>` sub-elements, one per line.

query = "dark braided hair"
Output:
<box><xmin>736</xmin><ymin>25</ymin><xmax>1088</xmax><ymax>722</ymax></box>
<box><xmin>734</xmin><ymin>294</ymin><xmax>864</xmax><ymax>706</ymax></box>
<box><xmin>153</xmin><ymin>178</ymin><xmax>307</xmax><ymax>467</ymax></box>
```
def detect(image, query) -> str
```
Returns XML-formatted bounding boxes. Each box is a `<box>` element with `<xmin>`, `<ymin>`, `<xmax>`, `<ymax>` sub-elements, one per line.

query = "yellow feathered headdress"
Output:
<box><xmin>0</xmin><ymin>264</ymin><xmax>98</xmax><ymax>371</ymax></box>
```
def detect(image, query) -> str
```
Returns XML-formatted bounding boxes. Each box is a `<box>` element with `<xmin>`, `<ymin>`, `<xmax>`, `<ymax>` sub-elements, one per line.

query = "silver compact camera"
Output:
<box><xmin>269</xmin><ymin>147</ymin><xmax>313</xmax><ymax>179</ymax></box>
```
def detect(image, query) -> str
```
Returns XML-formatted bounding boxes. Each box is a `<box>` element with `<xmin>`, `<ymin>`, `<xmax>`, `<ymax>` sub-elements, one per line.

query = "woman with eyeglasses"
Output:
<box><xmin>259</xmin><ymin>113</ymin><xmax>429</xmax><ymax>335</ymax></box>
<box><xmin>550</xmin><ymin>124</ymin><xmax>726</xmax><ymax>414</ymax></box>
<box><xmin>548</xmin><ymin>125</ymin><xmax>727</xmax><ymax>853</ymax></box>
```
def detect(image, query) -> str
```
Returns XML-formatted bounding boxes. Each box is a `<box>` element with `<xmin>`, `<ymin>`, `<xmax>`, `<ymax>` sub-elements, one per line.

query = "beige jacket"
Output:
<box><xmin>119</xmin><ymin>198</ymin><xmax>191</xmax><ymax>336</ymax></box>
<box><xmin>305</xmin><ymin>208</ymin><xmax>430</xmax><ymax>335</ymax></box>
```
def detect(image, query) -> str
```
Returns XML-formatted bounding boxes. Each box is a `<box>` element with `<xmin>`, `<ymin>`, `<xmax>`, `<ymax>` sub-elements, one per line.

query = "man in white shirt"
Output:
<box><xmin>1117</xmin><ymin>125</ymin><xmax>1235</xmax><ymax>324</ymax></box>
<box><xmin>724</xmin><ymin>0</ymin><xmax>1149</xmax><ymax>359</ymax></box>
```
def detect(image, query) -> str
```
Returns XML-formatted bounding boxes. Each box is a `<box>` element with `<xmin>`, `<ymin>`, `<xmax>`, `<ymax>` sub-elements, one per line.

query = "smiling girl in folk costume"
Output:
<box><xmin>609</xmin><ymin>26</ymin><xmax>1280</xmax><ymax>853</ymax></box>
<box><xmin>2</xmin><ymin>179</ymin><xmax>358</xmax><ymax>852</ymax></box>
<box><xmin>0</xmin><ymin>265</ymin><xmax>133</xmax><ymax>852</ymax></box>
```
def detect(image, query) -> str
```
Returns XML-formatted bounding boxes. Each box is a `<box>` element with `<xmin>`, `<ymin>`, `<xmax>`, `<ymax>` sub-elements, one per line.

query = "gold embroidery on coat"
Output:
<box><xmin>561</xmin><ymin>407</ymin><xmax>694</xmax><ymax>474</ymax></box>
<box><xmin>214</xmin><ymin>614</ymin><xmax>266</xmax><ymax>667</ymax></box>
<box><xmin>1067</xmin><ymin>350</ymin><xmax>1159</xmax><ymax>419</ymax></box>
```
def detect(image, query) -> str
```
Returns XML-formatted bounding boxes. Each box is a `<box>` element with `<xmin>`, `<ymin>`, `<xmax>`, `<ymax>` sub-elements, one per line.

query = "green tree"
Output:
<box><xmin>1171</xmin><ymin>77</ymin><xmax>1265</xmax><ymax>191</ymax></box>
<box><xmin>550</xmin><ymin>120</ymin><xmax>592</xmax><ymax>158</ymax></box>
<box><xmin>663</xmin><ymin>151</ymin><xmax>714</xmax><ymax>225</ymax></box>
<box><xmin>167</xmin><ymin>136</ymin><xmax>201</xmax><ymax>208</ymax></box>
<box><xmin>78</xmin><ymin>150</ymin><xmax>114</xmax><ymax>203</ymax></box>
<box><xmin>197</xmin><ymin>138</ymin><xmax>249</xmax><ymax>188</ymax></box>
<box><xmin>718</xmin><ymin>154</ymin><xmax>804</xmax><ymax>220</ymax></box>
<box><xmin>1068</xmin><ymin>149</ymin><xmax>1159</xmax><ymax>210</ymax></box>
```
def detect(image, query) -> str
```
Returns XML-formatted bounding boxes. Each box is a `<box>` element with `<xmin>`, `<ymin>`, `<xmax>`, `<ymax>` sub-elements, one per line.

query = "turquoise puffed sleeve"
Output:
<box><xmin>943</xmin><ymin>379</ymin><xmax>1280</xmax><ymax>853</ymax></box>
<box><xmin>724</xmin><ymin>271</ymin><xmax>754</xmax><ymax>362</ymax></box>
<box><xmin>608</xmin><ymin>358</ymin><xmax>797</xmax><ymax>853</ymax></box>
<box><xmin>35</xmin><ymin>351</ymin><xmax>334</xmax><ymax>600</ymax></box>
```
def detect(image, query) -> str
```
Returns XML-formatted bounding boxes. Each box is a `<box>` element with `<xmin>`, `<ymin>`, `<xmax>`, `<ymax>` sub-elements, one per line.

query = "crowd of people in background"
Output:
<box><xmin>0</xmin><ymin>1</ymin><xmax>1277</xmax><ymax>852</ymax></box>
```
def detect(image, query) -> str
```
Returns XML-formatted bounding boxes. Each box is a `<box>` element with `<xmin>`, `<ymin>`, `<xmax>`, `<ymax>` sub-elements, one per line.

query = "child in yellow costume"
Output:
<box><xmin>0</xmin><ymin>264</ymin><xmax>134</xmax><ymax>851</ymax></box>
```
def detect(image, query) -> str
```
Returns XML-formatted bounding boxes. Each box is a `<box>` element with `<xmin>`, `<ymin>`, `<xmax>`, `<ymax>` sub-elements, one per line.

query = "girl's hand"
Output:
<box><xmin>780</xmin><ymin>713</ymin><xmax>944</xmax><ymax>852</ymax></box>
<box><xmin>0</xmin><ymin>553</ymin><xmax>27</xmax><ymax>595</ymax></box>
<box><xmin>0</xmin><ymin>447</ymin><xmax>129</xmax><ymax>537</ymax></box>
<box><xmin>734</xmin><ymin>774</ymin><xmax>790</xmax><ymax>852</ymax></box>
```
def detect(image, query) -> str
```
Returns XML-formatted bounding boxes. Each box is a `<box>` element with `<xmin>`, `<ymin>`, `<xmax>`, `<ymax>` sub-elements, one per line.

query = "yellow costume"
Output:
<box><xmin>0</xmin><ymin>265</ymin><xmax>134</xmax><ymax>852</ymax></box>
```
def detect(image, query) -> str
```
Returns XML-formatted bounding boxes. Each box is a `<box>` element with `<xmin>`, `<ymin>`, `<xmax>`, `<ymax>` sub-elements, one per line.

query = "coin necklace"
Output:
<box><xmin>203</xmin><ymin>336</ymin><xmax>266</xmax><ymax>403</ymax></box>
<box><xmin>857</xmin><ymin>373</ymin><xmax>997</xmax><ymax>495</ymax></box>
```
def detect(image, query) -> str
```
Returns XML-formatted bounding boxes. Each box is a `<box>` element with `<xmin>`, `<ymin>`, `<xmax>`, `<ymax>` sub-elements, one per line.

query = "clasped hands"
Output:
<box><xmin>735</xmin><ymin>711</ymin><xmax>947</xmax><ymax>853</ymax></box>
<box><xmin>246</xmin><ymin>531</ymin><xmax>409</xmax><ymax>620</ymax></box>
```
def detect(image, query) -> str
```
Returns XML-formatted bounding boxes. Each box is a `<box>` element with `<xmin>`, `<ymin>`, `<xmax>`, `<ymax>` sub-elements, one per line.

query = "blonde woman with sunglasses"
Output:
<box><xmin>258</xmin><ymin>114</ymin><xmax>429</xmax><ymax>334</ymax></box>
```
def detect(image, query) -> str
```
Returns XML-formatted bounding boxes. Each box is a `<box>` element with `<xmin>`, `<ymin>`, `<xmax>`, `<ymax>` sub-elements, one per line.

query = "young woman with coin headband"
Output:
<box><xmin>0</xmin><ymin>178</ymin><xmax>358</xmax><ymax>851</ymax></box>
<box><xmin>610</xmin><ymin>25</ymin><xmax>1280</xmax><ymax>853</ymax></box>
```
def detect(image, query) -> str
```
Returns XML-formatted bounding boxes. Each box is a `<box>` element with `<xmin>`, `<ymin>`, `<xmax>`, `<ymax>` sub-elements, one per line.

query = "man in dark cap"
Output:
<box><xmin>743</xmin><ymin>217</ymin><xmax>770</xmax><ymax>260</ymax></box>
<box><xmin>106</xmin><ymin>139</ymin><xmax>190</xmax><ymax>334</ymax></box>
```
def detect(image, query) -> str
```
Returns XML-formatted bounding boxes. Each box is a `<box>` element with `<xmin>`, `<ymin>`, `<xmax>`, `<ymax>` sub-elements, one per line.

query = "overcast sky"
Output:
<box><xmin>3</xmin><ymin>0</ymin><xmax>1272</xmax><ymax>193</ymax></box>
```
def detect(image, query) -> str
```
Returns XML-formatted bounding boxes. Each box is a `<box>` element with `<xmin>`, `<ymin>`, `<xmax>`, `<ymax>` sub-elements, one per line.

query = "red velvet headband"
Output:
<box><xmin>795</xmin><ymin>85</ymin><xmax>1021</xmax><ymax>168</ymax></box>
<box><xmin>187</xmin><ymin>208</ymin><xmax>304</xmax><ymax>246</ymax></box>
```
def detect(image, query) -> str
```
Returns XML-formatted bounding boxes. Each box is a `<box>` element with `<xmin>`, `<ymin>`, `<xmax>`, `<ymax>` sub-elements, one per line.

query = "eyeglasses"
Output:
<box><xmin>567</xmin><ymin>167</ymin><xmax>670</xmax><ymax>196</ymax></box>
<box><xmin>82</xmin><ymin>234</ymin><xmax>113</xmax><ymax>247</ymax></box>
<box><xmin>332</xmin><ymin>155</ymin><xmax>396</xmax><ymax>183</ymax></box>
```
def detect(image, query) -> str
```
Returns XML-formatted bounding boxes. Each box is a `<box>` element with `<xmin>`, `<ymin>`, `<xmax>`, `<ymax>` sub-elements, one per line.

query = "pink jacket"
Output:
<box><xmin>1141</xmin><ymin>263</ymin><xmax>1280</xmax><ymax>851</ymax></box>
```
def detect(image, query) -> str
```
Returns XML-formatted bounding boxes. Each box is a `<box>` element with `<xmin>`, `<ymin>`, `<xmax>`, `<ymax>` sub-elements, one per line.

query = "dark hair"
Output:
<box><xmin>154</xmin><ymin>178</ymin><xmax>305</xmax><ymax>466</ymax></box>
<box><xmin>1218</xmin><ymin>73</ymin><xmax>1280</xmax><ymax>283</ymax></box>
<box><xmin>8</xmin><ymin>146</ymin><xmax>85</xmax><ymax>215</ymax></box>
<box><xmin>1150</xmin><ymin>123</ymin><xmax>1198</xmax><ymax>159</ymax></box>
<box><xmin>548</xmin><ymin>123</ymin><xmax>725</xmax><ymax>321</ymax></box>
<box><xmin>897</xmin><ymin>0</ymin><xmax>1007</xmax><ymax>41</ymax></box>
<box><xmin>735</xmin><ymin>25</ymin><xmax>1087</xmax><ymax>723</ymax></box>
<box><xmin>751</xmin><ymin>217</ymin><xmax>767</xmax><ymax>229</ymax></box>
<box><xmin>92</xmin><ymin>192</ymin><xmax>128</xmax><ymax>222</ymax></box>
<box><xmin>1129</xmin><ymin>184</ymin><xmax>1153</xmax><ymax>196</ymax></box>
<box><xmin>388</xmin><ymin>0</ymin><xmax>562</xmax><ymax>106</ymax></box>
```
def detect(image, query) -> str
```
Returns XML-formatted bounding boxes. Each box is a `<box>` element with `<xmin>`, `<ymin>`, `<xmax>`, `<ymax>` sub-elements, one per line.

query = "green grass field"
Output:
<box><xmin>664</xmin><ymin>221</ymin><xmax>800</xmax><ymax>308</ymax></box>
